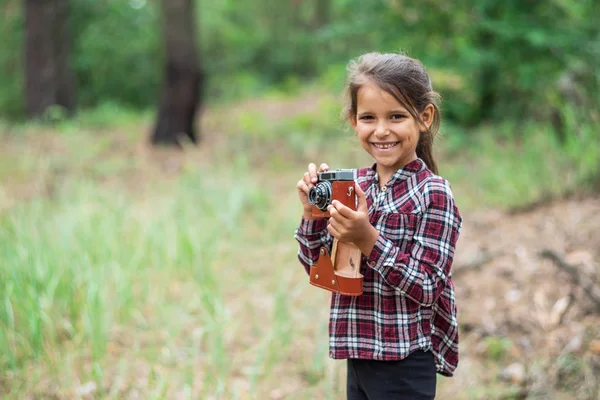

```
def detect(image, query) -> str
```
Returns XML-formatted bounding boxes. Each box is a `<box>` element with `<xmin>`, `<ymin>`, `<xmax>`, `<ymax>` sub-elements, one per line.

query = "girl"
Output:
<box><xmin>295</xmin><ymin>52</ymin><xmax>462</xmax><ymax>399</ymax></box>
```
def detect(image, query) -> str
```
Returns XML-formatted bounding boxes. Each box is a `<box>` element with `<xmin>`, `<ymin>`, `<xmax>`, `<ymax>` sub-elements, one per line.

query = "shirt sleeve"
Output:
<box><xmin>294</xmin><ymin>217</ymin><xmax>333</xmax><ymax>275</ymax></box>
<box><xmin>366</xmin><ymin>181</ymin><xmax>462</xmax><ymax>306</ymax></box>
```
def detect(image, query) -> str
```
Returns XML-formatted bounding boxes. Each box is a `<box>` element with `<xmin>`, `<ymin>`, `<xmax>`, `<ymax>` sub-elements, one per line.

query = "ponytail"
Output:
<box><xmin>417</xmin><ymin>100</ymin><xmax>441</xmax><ymax>175</ymax></box>
<box><xmin>417</xmin><ymin>134</ymin><xmax>438</xmax><ymax>175</ymax></box>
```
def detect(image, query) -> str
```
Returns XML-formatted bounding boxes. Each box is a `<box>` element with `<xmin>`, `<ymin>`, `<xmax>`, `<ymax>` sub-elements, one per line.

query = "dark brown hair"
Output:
<box><xmin>345</xmin><ymin>52</ymin><xmax>441</xmax><ymax>174</ymax></box>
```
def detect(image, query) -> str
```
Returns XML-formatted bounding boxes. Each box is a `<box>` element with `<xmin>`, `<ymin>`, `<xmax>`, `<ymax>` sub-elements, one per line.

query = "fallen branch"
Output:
<box><xmin>539</xmin><ymin>249</ymin><xmax>600</xmax><ymax>312</ymax></box>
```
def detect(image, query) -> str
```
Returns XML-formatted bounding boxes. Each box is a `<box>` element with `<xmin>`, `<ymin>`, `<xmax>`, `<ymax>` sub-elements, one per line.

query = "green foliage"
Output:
<box><xmin>70</xmin><ymin>0</ymin><xmax>162</xmax><ymax>108</ymax></box>
<box><xmin>1</xmin><ymin>0</ymin><xmax>597</xmax><ymax>126</ymax></box>
<box><xmin>64</xmin><ymin>101</ymin><xmax>151</xmax><ymax>129</ymax></box>
<box><xmin>482</xmin><ymin>336</ymin><xmax>513</xmax><ymax>362</ymax></box>
<box><xmin>440</xmin><ymin>105</ymin><xmax>600</xmax><ymax>210</ymax></box>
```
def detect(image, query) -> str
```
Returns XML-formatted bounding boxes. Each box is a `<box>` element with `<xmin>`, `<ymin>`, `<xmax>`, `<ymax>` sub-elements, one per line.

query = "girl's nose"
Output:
<box><xmin>375</xmin><ymin>121</ymin><xmax>389</xmax><ymax>138</ymax></box>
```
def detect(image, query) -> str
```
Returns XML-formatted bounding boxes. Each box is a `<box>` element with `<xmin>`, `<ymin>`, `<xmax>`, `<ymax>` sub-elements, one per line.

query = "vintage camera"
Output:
<box><xmin>308</xmin><ymin>169</ymin><xmax>357</xmax><ymax>218</ymax></box>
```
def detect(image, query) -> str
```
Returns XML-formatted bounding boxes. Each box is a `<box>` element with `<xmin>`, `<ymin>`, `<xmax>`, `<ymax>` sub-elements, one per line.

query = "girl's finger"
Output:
<box><xmin>303</xmin><ymin>172</ymin><xmax>313</xmax><ymax>187</ymax></box>
<box><xmin>328</xmin><ymin>215</ymin><xmax>347</xmax><ymax>234</ymax></box>
<box><xmin>354</xmin><ymin>183</ymin><xmax>368</xmax><ymax>213</ymax></box>
<box><xmin>319</xmin><ymin>163</ymin><xmax>329</xmax><ymax>173</ymax></box>
<box><xmin>328</xmin><ymin>206</ymin><xmax>347</xmax><ymax>226</ymax></box>
<box><xmin>327</xmin><ymin>222</ymin><xmax>341</xmax><ymax>240</ymax></box>
<box><xmin>297</xmin><ymin>179</ymin><xmax>309</xmax><ymax>194</ymax></box>
<box><xmin>308</xmin><ymin>163</ymin><xmax>317</xmax><ymax>183</ymax></box>
<box><xmin>327</xmin><ymin>205</ymin><xmax>339</xmax><ymax>220</ymax></box>
<box><xmin>331</xmin><ymin>201</ymin><xmax>354</xmax><ymax>219</ymax></box>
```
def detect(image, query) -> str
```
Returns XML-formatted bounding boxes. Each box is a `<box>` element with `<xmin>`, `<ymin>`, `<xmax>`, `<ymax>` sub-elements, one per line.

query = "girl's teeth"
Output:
<box><xmin>374</xmin><ymin>143</ymin><xmax>397</xmax><ymax>149</ymax></box>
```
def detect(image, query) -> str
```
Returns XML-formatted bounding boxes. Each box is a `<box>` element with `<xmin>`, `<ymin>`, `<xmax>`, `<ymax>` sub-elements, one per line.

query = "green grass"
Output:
<box><xmin>0</xmin><ymin>135</ymin><xmax>343</xmax><ymax>397</ymax></box>
<box><xmin>439</xmin><ymin>114</ymin><xmax>599</xmax><ymax>210</ymax></box>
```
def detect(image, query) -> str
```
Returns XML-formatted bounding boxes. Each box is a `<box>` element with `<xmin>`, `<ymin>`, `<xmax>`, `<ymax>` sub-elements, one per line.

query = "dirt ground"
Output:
<box><xmin>443</xmin><ymin>195</ymin><xmax>600</xmax><ymax>398</ymax></box>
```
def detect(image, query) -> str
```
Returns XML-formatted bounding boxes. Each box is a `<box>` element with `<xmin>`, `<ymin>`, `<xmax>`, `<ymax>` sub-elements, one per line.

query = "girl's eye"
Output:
<box><xmin>391</xmin><ymin>114</ymin><xmax>406</xmax><ymax>120</ymax></box>
<box><xmin>359</xmin><ymin>115</ymin><xmax>374</xmax><ymax>121</ymax></box>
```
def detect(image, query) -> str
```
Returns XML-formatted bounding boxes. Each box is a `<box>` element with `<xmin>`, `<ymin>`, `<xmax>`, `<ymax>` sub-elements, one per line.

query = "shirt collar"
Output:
<box><xmin>369</xmin><ymin>158</ymin><xmax>426</xmax><ymax>187</ymax></box>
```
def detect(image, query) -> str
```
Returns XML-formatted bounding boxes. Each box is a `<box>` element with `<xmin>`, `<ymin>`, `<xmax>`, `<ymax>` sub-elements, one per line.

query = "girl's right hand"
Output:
<box><xmin>297</xmin><ymin>162</ymin><xmax>329</xmax><ymax>220</ymax></box>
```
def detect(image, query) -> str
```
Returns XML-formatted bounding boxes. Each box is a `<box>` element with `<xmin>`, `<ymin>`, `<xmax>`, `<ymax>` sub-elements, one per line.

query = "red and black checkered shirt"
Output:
<box><xmin>295</xmin><ymin>158</ymin><xmax>462</xmax><ymax>376</ymax></box>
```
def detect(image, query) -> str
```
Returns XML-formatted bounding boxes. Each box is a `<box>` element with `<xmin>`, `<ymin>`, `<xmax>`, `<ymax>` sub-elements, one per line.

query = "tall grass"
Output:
<box><xmin>438</xmin><ymin>112</ymin><xmax>599</xmax><ymax>210</ymax></box>
<box><xmin>0</xmin><ymin>154</ymin><xmax>325</xmax><ymax>397</ymax></box>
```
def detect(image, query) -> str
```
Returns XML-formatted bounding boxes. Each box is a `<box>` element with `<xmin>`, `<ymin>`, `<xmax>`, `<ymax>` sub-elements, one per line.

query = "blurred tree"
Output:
<box><xmin>69</xmin><ymin>0</ymin><xmax>161</xmax><ymax>109</ymax></box>
<box><xmin>24</xmin><ymin>0</ymin><xmax>75</xmax><ymax>119</ymax></box>
<box><xmin>151</xmin><ymin>0</ymin><xmax>204</xmax><ymax>147</ymax></box>
<box><xmin>313</xmin><ymin>0</ymin><xmax>331</xmax><ymax>29</ymax></box>
<box><xmin>473</xmin><ymin>2</ymin><xmax>501</xmax><ymax>123</ymax></box>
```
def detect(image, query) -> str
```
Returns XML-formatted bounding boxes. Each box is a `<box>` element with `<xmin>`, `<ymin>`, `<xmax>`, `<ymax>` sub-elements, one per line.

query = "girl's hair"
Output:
<box><xmin>345</xmin><ymin>52</ymin><xmax>441</xmax><ymax>174</ymax></box>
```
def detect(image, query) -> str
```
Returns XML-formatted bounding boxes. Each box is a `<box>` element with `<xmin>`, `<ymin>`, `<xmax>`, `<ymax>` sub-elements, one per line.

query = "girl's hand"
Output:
<box><xmin>327</xmin><ymin>184</ymin><xmax>379</xmax><ymax>256</ymax></box>
<box><xmin>297</xmin><ymin>162</ymin><xmax>329</xmax><ymax>220</ymax></box>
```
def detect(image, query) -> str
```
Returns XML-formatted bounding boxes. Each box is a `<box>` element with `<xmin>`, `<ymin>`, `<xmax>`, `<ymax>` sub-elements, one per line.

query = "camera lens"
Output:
<box><xmin>308</xmin><ymin>181</ymin><xmax>332</xmax><ymax>211</ymax></box>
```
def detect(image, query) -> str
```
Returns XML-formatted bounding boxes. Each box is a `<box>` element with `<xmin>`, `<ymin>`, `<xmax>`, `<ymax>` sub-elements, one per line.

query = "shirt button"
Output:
<box><xmin>369</xmin><ymin>261</ymin><xmax>376</xmax><ymax>267</ymax></box>
<box><xmin>382</xmin><ymin>186</ymin><xmax>387</xmax><ymax>192</ymax></box>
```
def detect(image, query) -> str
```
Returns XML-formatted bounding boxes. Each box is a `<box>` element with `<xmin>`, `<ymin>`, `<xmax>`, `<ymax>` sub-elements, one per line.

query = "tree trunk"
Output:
<box><xmin>474</xmin><ymin>3</ymin><xmax>502</xmax><ymax>125</ymax></box>
<box><xmin>53</xmin><ymin>0</ymin><xmax>76</xmax><ymax>111</ymax></box>
<box><xmin>314</xmin><ymin>0</ymin><xmax>331</xmax><ymax>29</ymax></box>
<box><xmin>24</xmin><ymin>0</ymin><xmax>75</xmax><ymax>119</ymax></box>
<box><xmin>151</xmin><ymin>0</ymin><xmax>204</xmax><ymax>147</ymax></box>
<box><xmin>476</xmin><ymin>29</ymin><xmax>497</xmax><ymax>123</ymax></box>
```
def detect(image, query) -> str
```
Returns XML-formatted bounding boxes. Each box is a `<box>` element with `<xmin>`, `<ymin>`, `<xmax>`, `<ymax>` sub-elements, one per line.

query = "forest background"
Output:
<box><xmin>1</xmin><ymin>0</ymin><xmax>599</xmax><ymax>399</ymax></box>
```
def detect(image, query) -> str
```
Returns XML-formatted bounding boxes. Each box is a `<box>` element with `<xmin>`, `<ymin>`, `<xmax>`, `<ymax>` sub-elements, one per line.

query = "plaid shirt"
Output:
<box><xmin>295</xmin><ymin>158</ymin><xmax>462</xmax><ymax>376</ymax></box>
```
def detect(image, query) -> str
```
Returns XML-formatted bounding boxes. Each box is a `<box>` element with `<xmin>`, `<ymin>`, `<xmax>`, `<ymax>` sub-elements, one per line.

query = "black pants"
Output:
<box><xmin>346</xmin><ymin>351</ymin><xmax>437</xmax><ymax>400</ymax></box>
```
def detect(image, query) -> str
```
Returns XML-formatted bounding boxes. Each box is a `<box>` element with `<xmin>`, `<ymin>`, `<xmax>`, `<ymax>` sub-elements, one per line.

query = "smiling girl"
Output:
<box><xmin>295</xmin><ymin>53</ymin><xmax>463</xmax><ymax>399</ymax></box>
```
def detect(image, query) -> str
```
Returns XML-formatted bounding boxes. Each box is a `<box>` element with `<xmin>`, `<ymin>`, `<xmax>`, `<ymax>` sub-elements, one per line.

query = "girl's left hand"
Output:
<box><xmin>327</xmin><ymin>184</ymin><xmax>379</xmax><ymax>256</ymax></box>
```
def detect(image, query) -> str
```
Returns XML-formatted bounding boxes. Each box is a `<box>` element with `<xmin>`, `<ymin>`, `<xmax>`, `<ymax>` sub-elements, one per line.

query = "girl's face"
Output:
<box><xmin>350</xmin><ymin>81</ymin><xmax>433</xmax><ymax>182</ymax></box>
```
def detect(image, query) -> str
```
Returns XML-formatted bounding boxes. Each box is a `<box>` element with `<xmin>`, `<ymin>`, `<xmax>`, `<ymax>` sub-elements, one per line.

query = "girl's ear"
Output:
<box><xmin>348</xmin><ymin>109</ymin><xmax>358</xmax><ymax>129</ymax></box>
<box><xmin>419</xmin><ymin>104</ymin><xmax>435</xmax><ymax>131</ymax></box>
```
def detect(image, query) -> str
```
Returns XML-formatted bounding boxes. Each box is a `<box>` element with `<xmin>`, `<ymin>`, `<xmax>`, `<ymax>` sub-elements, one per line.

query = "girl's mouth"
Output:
<box><xmin>372</xmin><ymin>142</ymin><xmax>399</xmax><ymax>150</ymax></box>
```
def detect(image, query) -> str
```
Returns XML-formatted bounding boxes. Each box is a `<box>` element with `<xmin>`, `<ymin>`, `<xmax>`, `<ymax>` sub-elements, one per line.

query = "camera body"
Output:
<box><xmin>308</xmin><ymin>169</ymin><xmax>357</xmax><ymax>218</ymax></box>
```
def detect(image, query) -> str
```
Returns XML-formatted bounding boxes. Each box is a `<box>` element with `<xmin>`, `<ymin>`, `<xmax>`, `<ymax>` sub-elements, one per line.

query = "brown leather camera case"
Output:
<box><xmin>309</xmin><ymin>180</ymin><xmax>363</xmax><ymax>296</ymax></box>
<box><xmin>309</xmin><ymin>239</ymin><xmax>364</xmax><ymax>296</ymax></box>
